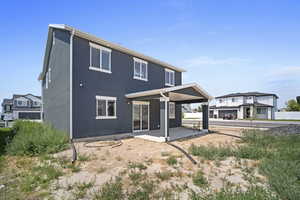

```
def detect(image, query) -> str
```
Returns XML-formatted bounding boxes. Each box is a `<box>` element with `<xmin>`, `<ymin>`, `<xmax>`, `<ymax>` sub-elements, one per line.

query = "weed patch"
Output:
<box><xmin>166</xmin><ymin>155</ymin><xmax>177</xmax><ymax>166</ymax></box>
<box><xmin>192</xmin><ymin>170</ymin><xmax>208</xmax><ymax>188</ymax></box>
<box><xmin>155</xmin><ymin>171</ymin><xmax>174</xmax><ymax>181</ymax></box>
<box><xmin>93</xmin><ymin>177</ymin><xmax>123</xmax><ymax>200</ymax></box>
<box><xmin>6</xmin><ymin>121</ymin><xmax>68</xmax><ymax>156</ymax></box>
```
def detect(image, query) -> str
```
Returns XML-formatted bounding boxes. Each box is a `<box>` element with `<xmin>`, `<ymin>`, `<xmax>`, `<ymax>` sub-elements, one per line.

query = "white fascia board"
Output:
<box><xmin>125</xmin><ymin>83</ymin><xmax>213</xmax><ymax>100</ymax></box>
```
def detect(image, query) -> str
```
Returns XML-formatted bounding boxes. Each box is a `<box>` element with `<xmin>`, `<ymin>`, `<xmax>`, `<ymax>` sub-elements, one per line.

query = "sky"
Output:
<box><xmin>0</xmin><ymin>0</ymin><xmax>300</xmax><ymax>108</ymax></box>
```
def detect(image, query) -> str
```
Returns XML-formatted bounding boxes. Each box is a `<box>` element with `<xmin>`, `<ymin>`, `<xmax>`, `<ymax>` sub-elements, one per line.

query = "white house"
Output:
<box><xmin>209</xmin><ymin>92</ymin><xmax>278</xmax><ymax>120</ymax></box>
<box><xmin>1</xmin><ymin>94</ymin><xmax>42</xmax><ymax>121</ymax></box>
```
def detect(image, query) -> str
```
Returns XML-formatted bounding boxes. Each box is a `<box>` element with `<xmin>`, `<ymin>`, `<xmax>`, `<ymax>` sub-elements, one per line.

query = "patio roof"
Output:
<box><xmin>125</xmin><ymin>83</ymin><xmax>213</xmax><ymax>103</ymax></box>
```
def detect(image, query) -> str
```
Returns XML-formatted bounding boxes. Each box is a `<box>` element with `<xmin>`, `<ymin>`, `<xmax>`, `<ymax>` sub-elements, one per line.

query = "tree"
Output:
<box><xmin>297</xmin><ymin>96</ymin><xmax>300</xmax><ymax>104</ymax></box>
<box><xmin>286</xmin><ymin>99</ymin><xmax>300</xmax><ymax>111</ymax></box>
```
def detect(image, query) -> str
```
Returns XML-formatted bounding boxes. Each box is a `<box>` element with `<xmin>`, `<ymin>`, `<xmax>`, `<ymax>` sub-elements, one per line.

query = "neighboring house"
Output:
<box><xmin>210</xmin><ymin>92</ymin><xmax>278</xmax><ymax>120</ymax></box>
<box><xmin>39</xmin><ymin>24</ymin><xmax>212</xmax><ymax>141</ymax></box>
<box><xmin>1</xmin><ymin>94</ymin><xmax>42</xmax><ymax>121</ymax></box>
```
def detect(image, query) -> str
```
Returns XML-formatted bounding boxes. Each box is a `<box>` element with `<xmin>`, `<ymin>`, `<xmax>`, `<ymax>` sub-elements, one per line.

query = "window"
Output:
<box><xmin>232</xmin><ymin>98</ymin><xmax>235</xmax><ymax>102</ymax></box>
<box><xmin>133</xmin><ymin>58</ymin><xmax>148</xmax><ymax>81</ymax></box>
<box><xmin>96</xmin><ymin>96</ymin><xmax>116</xmax><ymax>119</ymax></box>
<box><xmin>17</xmin><ymin>100</ymin><xmax>25</xmax><ymax>106</ymax></box>
<box><xmin>89</xmin><ymin>42</ymin><xmax>111</xmax><ymax>73</ymax></box>
<box><xmin>219</xmin><ymin>99</ymin><xmax>223</xmax><ymax>103</ymax></box>
<box><xmin>257</xmin><ymin>107</ymin><xmax>267</xmax><ymax>114</ymax></box>
<box><xmin>165</xmin><ymin>69</ymin><xmax>175</xmax><ymax>86</ymax></box>
<box><xmin>169</xmin><ymin>102</ymin><xmax>175</xmax><ymax>119</ymax></box>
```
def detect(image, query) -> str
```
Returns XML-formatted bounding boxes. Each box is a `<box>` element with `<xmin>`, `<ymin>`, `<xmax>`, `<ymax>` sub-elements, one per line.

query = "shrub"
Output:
<box><xmin>192</xmin><ymin>170</ymin><xmax>208</xmax><ymax>187</ymax></box>
<box><xmin>6</xmin><ymin>121</ymin><xmax>68</xmax><ymax>156</ymax></box>
<box><xmin>0</xmin><ymin>127</ymin><xmax>14</xmax><ymax>154</ymax></box>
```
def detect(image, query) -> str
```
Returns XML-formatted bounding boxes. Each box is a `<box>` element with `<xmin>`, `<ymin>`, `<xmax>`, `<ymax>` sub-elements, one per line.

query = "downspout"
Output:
<box><xmin>70</xmin><ymin>28</ymin><xmax>77</xmax><ymax>163</ymax></box>
<box><xmin>70</xmin><ymin>28</ymin><xmax>75</xmax><ymax>140</ymax></box>
<box><xmin>160</xmin><ymin>91</ymin><xmax>169</xmax><ymax>140</ymax></box>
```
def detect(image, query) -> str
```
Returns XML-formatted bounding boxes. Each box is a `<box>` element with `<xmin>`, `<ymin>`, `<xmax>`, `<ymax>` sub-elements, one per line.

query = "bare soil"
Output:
<box><xmin>51</xmin><ymin>126</ymin><xmax>266</xmax><ymax>199</ymax></box>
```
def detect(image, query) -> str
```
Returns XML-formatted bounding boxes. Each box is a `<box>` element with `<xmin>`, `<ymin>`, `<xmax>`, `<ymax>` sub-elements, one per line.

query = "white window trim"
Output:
<box><xmin>89</xmin><ymin>42</ymin><xmax>112</xmax><ymax>74</ymax></box>
<box><xmin>165</xmin><ymin>68</ymin><xmax>175</xmax><ymax>86</ymax></box>
<box><xmin>96</xmin><ymin>96</ymin><xmax>117</xmax><ymax>119</ymax></box>
<box><xmin>133</xmin><ymin>57</ymin><xmax>148</xmax><ymax>81</ymax></box>
<box><xmin>169</xmin><ymin>102</ymin><xmax>176</xmax><ymax>119</ymax></box>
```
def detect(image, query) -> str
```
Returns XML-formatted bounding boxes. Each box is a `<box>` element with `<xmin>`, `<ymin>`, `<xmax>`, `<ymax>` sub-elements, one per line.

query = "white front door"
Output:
<box><xmin>133</xmin><ymin>102</ymin><xmax>149</xmax><ymax>132</ymax></box>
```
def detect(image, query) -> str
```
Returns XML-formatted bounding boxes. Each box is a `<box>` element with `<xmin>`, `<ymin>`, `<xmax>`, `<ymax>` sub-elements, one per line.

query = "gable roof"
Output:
<box><xmin>13</xmin><ymin>94</ymin><xmax>41</xmax><ymax>100</ymax></box>
<box><xmin>216</xmin><ymin>92</ymin><xmax>278</xmax><ymax>99</ymax></box>
<box><xmin>39</xmin><ymin>24</ymin><xmax>186</xmax><ymax>80</ymax></box>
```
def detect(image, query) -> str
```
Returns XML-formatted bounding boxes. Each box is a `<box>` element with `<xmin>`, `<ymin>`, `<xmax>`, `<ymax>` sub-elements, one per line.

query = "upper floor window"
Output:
<box><xmin>96</xmin><ymin>96</ymin><xmax>117</xmax><ymax>119</ymax></box>
<box><xmin>165</xmin><ymin>69</ymin><xmax>175</xmax><ymax>86</ymax></box>
<box><xmin>219</xmin><ymin>99</ymin><xmax>223</xmax><ymax>103</ymax></box>
<box><xmin>232</xmin><ymin>98</ymin><xmax>235</xmax><ymax>102</ymax></box>
<box><xmin>16</xmin><ymin>100</ymin><xmax>26</xmax><ymax>107</ymax></box>
<box><xmin>133</xmin><ymin>58</ymin><xmax>148</xmax><ymax>81</ymax></box>
<box><xmin>89</xmin><ymin>42</ymin><xmax>111</xmax><ymax>73</ymax></box>
<box><xmin>169</xmin><ymin>102</ymin><xmax>175</xmax><ymax>119</ymax></box>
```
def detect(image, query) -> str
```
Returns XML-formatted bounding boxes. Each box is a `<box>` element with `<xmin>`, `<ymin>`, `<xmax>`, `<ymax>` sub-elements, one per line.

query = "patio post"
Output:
<box><xmin>202</xmin><ymin>102</ymin><xmax>209</xmax><ymax>132</ymax></box>
<box><xmin>160</xmin><ymin>97</ymin><xmax>170</xmax><ymax>141</ymax></box>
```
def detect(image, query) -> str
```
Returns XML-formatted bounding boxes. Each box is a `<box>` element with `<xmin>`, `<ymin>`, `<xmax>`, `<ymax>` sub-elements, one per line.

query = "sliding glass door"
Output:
<box><xmin>133</xmin><ymin>102</ymin><xmax>149</xmax><ymax>132</ymax></box>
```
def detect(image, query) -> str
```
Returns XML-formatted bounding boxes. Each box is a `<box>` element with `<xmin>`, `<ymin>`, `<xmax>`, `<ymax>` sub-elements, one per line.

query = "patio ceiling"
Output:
<box><xmin>125</xmin><ymin>83</ymin><xmax>212</xmax><ymax>103</ymax></box>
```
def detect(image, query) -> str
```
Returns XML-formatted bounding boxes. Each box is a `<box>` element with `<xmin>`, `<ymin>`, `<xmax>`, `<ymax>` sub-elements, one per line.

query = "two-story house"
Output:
<box><xmin>1</xmin><ymin>94</ymin><xmax>42</xmax><ymax>121</ymax></box>
<box><xmin>209</xmin><ymin>92</ymin><xmax>278</xmax><ymax>120</ymax></box>
<box><xmin>39</xmin><ymin>24</ymin><xmax>212</xmax><ymax>141</ymax></box>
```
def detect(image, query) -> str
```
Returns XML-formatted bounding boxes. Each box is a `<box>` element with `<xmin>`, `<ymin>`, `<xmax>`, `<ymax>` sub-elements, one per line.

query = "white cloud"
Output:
<box><xmin>184</xmin><ymin>56</ymin><xmax>250</xmax><ymax>67</ymax></box>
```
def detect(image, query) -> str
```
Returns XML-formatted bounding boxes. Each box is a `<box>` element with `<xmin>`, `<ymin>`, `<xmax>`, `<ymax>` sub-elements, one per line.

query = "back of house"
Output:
<box><xmin>39</xmin><ymin>24</ymin><xmax>211</xmax><ymax>140</ymax></box>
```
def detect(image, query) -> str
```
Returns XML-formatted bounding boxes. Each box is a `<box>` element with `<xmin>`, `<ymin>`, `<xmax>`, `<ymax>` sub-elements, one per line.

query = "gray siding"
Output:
<box><xmin>42</xmin><ymin>29</ymin><xmax>70</xmax><ymax>134</ymax></box>
<box><xmin>72</xmin><ymin>36</ymin><xmax>182</xmax><ymax>138</ymax></box>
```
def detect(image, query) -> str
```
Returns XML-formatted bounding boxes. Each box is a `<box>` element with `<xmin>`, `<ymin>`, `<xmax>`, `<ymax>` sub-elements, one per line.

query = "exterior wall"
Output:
<box><xmin>13</xmin><ymin>97</ymin><xmax>30</xmax><ymax>108</ymax></box>
<box><xmin>215</xmin><ymin>96</ymin><xmax>243</xmax><ymax>107</ymax></box>
<box><xmin>245</xmin><ymin>96</ymin><xmax>254</xmax><ymax>104</ymax></box>
<box><xmin>256</xmin><ymin>96</ymin><xmax>274</xmax><ymax>106</ymax></box>
<box><xmin>238</xmin><ymin>107</ymin><xmax>243</xmax><ymax>119</ymax></box>
<box><xmin>42</xmin><ymin>29</ymin><xmax>70</xmax><ymax>133</ymax></box>
<box><xmin>72</xmin><ymin>35</ymin><xmax>182</xmax><ymax>138</ymax></box>
<box><xmin>267</xmin><ymin>107</ymin><xmax>272</xmax><ymax>120</ymax></box>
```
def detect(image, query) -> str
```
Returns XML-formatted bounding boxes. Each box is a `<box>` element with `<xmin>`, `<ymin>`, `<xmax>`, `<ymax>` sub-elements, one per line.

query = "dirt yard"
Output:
<box><xmin>49</xmin><ymin>126</ymin><xmax>266</xmax><ymax>199</ymax></box>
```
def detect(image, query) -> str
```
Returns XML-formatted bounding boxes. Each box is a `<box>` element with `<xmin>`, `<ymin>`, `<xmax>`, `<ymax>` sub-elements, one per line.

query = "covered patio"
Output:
<box><xmin>125</xmin><ymin>83</ymin><xmax>212</xmax><ymax>142</ymax></box>
<box><xmin>134</xmin><ymin>127</ymin><xmax>207</xmax><ymax>142</ymax></box>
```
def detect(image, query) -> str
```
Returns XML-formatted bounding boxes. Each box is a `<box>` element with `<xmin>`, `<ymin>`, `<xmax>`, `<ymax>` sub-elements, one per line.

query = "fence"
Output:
<box><xmin>275</xmin><ymin>112</ymin><xmax>300</xmax><ymax>120</ymax></box>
